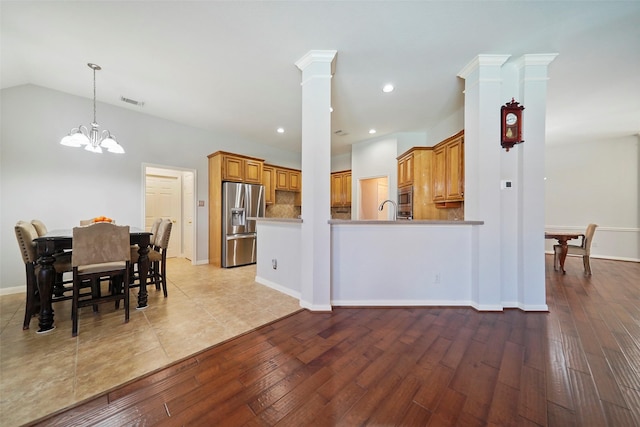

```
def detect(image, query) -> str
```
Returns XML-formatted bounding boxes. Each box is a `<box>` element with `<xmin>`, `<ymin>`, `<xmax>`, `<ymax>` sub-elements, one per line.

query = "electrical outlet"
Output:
<box><xmin>434</xmin><ymin>273</ymin><xmax>441</xmax><ymax>284</ymax></box>
<box><xmin>272</xmin><ymin>259</ymin><xmax>277</xmax><ymax>270</ymax></box>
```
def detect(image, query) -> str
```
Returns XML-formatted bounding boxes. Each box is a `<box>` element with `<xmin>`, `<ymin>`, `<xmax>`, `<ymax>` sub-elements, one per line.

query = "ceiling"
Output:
<box><xmin>2</xmin><ymin>1</ymin><xmax>639</xmax><ymax>155</ymax></box>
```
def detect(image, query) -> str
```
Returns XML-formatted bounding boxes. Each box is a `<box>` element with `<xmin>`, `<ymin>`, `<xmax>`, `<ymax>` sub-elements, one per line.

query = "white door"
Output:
<box><xmin>359</xmin><ymin>177</ymin><xmax>389</xmax><ymax>220</ymax></box>
<box><xmin>146</xmin><ymin>172</ymin><xmax>181</xmax><ymax>258</ymax></box>
<box><xmin>182</xmin><ymin>172</ymin><xmax>194</xmax><ymax>261</ymax></box>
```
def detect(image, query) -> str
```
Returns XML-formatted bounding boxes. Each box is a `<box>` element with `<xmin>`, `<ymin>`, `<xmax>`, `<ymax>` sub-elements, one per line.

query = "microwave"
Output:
<box><xmin>398</xmin><ymin>186</ymin><xmax>413</xmax><ymax>219</ymax></box>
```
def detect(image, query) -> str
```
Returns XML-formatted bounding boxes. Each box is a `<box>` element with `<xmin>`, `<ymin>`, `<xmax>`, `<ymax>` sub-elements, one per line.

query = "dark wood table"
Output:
<box><xmin>34</xmin><ymin>228</ymin><xmax>152</xmax><ymax>333</ymax></box>
<box><xmin>545</xmin><ymin>231</ymin><xmax>582</xmax><ymax>274</ymax></box>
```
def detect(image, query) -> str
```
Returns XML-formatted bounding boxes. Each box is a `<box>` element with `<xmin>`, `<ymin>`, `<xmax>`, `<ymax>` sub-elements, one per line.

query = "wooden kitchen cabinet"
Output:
<box><xmin>397</xmin><ymin>152</ymin><xmax>414</xmax><ymax>187</ymax></box>
<box><xmin>432</xmin><ymin>130</ymin><xmax>464</xmax><ymax>208</ymax></box>
<box><xmin>331</xmin><ymin>170</ymin><xmax>352</xmax><ymax>207</ymax></box>
<box><xmin>219</xmin><ymin>152</ymin><xmax>263</xmax><ymax>184</ymax></box>
<box><xmin>397</xmin><ymin>148</ymin><xmax>441</xmax><ymax>220</ymax></box>
<box><xmin>262</xmin><ymin>165</ymin><xmax>276</xmax><ymax>205</ymax></box>
<box><xmin>275</xmin><ymin>167</ymin><xmax>301</xmax><ymax>192</ymax></box>
<box><xmin>208</xmin><ymin>151</ymin><xmax>265</xmax><ymax>267</ymax></box>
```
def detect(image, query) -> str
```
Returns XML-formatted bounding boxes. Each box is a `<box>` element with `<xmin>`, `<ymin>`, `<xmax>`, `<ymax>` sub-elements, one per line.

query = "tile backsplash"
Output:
<box><xmin>265</xmin><ymin>190</ymin><xmax>301</xmax><ymax>219</ymax></box>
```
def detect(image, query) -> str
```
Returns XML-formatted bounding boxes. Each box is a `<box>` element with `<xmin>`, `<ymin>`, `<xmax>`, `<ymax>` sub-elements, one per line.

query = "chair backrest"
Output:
<box><xmin>15</xmin><ymin>220</ymin><xmax>39</xmax><ymax>264</ymax></box>
<box><xmin>72</xmin><ymin>223</ymin><xmax>130</xmax><ymax>267</ymax></box>
<box><xmin>583</xmin><ymin>223</ymin><xmax>598</xmax><ymax>253</ymax></box>
<box><xmin>149</xmin><ymin>218</ymin><xmax>163</xmax><ymax>246</ymax></box>
<box><xmin>31</xmin><ymin>219</ymin><xmax>48</xmax><ymax>236</ymax></box>
<box><xmin>155</xmin><ymin>219</ymin><xmax>173</xmax><ymax>250</ymax></box>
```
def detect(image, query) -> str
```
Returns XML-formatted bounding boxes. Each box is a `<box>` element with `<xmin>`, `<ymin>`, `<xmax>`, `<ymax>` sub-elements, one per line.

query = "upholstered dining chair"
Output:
<box><xmin>30</xmin><ymin>219</ymin><xmax>48</xmax><ymax>236</ymax></box>
<box><xmin>14</xmin><ymin>220</ymin><xmax>72</xmax><ymax>330</ymax></box>
<box><xmin>71</xmin><ymin>222</ymin><xmax>131</xmax><ymax>336</ymax></box>
<box><xmin>554</xmin><ymin>223</ymin><xmax>598</xmax><ymax>275</ymax></box>
<box><xmin>130</xmin><ymin>219</ymin><xmax>172</xmax><ymax>297</ymax></box>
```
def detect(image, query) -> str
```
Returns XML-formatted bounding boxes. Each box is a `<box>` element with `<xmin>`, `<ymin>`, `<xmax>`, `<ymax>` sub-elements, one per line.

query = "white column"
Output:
<box><xmin>516</xmin><ymin>54</ymin><xmax>558</xmax><ymax>310</ymax></box>
<box><xmin>295</xmin><ymin>50</ymin><xmax>336</xmax><ymax>311</ymax></box>
<box><xmin>458</xmin><ymin>55</ymin><xmax>510</xmax><ymax>310</ymax></box>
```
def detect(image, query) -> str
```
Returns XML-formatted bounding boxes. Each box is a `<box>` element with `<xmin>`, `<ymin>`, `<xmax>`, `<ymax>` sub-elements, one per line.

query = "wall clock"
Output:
<box><xmin>501</xmin><ymin>98</ymin><xmax>525</xmax><ymax>151</ymax></box>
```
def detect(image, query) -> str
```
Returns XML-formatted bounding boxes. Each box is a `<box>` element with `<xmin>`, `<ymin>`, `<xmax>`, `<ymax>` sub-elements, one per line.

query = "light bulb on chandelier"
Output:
<box><xmin>60</xmin><ymin>63</ymin><xmax>125</xmax><ymax>154</ymax></box>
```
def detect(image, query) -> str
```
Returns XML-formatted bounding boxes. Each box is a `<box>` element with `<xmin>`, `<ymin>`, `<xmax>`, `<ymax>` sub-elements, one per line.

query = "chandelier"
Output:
<box><xmin>60</xmin><ymin>63</ymin><xmax>125</xmax><ymax>154</ymax></box>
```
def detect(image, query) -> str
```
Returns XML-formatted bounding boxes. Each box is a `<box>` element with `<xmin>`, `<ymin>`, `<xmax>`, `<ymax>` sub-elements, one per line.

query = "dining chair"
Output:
<box><xmin>130</xmin><ymin>219</ymin><xmax>172</xmax><ymax>297</ymax></box>
<box><xmin>553</xmin><ymin>223</ymin><xmax>598</xmax><ymax>275</ymax></box>
<box><xmin>30</xmin><ymin>219</ymin><xmax>48</xmax><ymax>236</ymax></box>
<box><xmin>14</xmin><ymin>220</ymin><xmax>73</xmax><ymax>330</ymax></box>
<box><xmin>71</xmin><ymin>222</ymin><xmax>131</xmax><ymax>336</ymax></box>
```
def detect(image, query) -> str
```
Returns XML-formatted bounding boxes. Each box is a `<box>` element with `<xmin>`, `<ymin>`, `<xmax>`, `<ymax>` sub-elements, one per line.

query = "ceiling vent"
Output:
<box><xmin>120</xmin><ymin>96</ymin><xmax>144</xmax><ymax>107</ymax></box>
<box><xmin>334</xmin><ymin>129</ymin><xmax>349</xmax><ymax>136</ymax></box>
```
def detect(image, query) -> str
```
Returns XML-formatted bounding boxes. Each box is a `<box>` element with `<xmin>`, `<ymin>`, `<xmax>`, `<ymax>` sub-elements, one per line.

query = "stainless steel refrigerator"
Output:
<box><xmin>221</xmin><ymin>182</ymin><xmax>265</xmax><ymax>267</ymax></box>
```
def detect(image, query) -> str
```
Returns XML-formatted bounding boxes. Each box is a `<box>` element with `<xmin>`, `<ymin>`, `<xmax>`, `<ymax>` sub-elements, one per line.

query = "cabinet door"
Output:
<box><xmin>331</xmin><ymin>173</ymin><xmax>344</xmax><ymax>207</ymax></box>
<box><xmin>344</xmin><ymin>172</ymin><xmax>352</xmax><ymax>206</ymax></box>
<box><xmin>289</xmin><ymin>170</ymin><xmax>301</xmax><ymax>192</ymax></box>
<box><xmin>445</xmin><ymin>140</ymin><xmax>464</xmax><ymax>201</ymax></box>
<box><xmin>275</xmin><ymin>169</ymin><xmax>289</xmax><ymax>190</ymax></box>
<box><xmin>398</xmin><ymin>154</ymin><xmax>414</xmax><ymax>187</ymax></box>
<box><xmin>432</xmin><ymin>146</ymin><xmax>446</xmax><ymax>202</ymax></box>
<box><xmin>244</xmin><ymin>159</ymin><xmax>263</xmax><ymax>184</ymax></box>
<box><xmin>223</xmin><ymin>156</ymin><xmax>245</xmax><ymax>182</ymax></box>
<box><xmin>262</xmin><ymin>166</ymin><xmax>275</xmax><ymax>204</ymax></box>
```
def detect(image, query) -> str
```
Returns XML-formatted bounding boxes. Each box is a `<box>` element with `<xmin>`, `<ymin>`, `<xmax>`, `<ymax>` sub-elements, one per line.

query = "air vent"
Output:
<box><xmin>334</xmin><ymin>129</ymin><xmax>349</xmax><ymax>136</ymax></box>
<box><xmin>120</xmin><ymin>96</ymin><xmax>144</xmax><ymax>107</ymax></box>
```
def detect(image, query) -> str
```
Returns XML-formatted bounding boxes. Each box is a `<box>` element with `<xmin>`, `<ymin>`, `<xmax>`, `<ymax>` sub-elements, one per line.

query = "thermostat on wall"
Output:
<box><xmin>500</xmin><ymin>180</ymin><xmax>513</xmax><ymax>189</ymax></box>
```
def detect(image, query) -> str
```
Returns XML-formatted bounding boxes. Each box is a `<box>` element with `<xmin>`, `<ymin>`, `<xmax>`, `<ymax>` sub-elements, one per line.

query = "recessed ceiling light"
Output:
<box><xmin>369</xmin><ymin>129</ymin><xmax>377</xmax><ymax>134</ymax></box>
<box><xmin>276</xmin><ymin>127</ymin><xmax>284</xmax><ymax>133</ymax></box>
<box><xmin>382</xmin><ymin>84</ymin><xmax>394</xmax><ymax>93</ymax></box>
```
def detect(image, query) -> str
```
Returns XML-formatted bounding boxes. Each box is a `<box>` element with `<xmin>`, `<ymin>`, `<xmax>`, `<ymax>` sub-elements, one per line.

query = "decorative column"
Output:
<box><xmin>516</xmin><ymin>54</ymin><xmax>558</xmax><ymax>310</ymax></box>
<box><xmin>458</xmin><ymin>55</ymin><xmax>510</xmax><ymax>310</ymax></box>
<box><xmin>295</xmin><ymin>50</ymin><xmax>336</xmax><ymax>311</ymax></box>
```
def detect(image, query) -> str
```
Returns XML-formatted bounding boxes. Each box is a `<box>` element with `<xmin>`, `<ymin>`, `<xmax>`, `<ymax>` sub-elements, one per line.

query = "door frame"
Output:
<box><xmin>142</xmin><ymin>163</ymin><xmax>197</xmax><ymax>265</ymax></box>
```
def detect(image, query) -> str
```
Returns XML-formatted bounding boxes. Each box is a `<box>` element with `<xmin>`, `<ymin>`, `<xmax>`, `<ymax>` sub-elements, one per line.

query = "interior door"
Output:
<box><xmin>146</xmin><ymin>172</ymin><xmax>181</xmax><ymax>258</ymax></box>
<box><xmin>182</xmin><ymin>172</ymin><xmax>194</xmax><ymax>261</ymax></box>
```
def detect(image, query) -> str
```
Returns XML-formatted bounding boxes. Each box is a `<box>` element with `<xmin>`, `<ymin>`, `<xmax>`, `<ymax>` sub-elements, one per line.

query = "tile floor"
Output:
<box><xmin>0</xmin><ymin>258</ymin><xmax>301</xmax><ymax>427</ymax></box>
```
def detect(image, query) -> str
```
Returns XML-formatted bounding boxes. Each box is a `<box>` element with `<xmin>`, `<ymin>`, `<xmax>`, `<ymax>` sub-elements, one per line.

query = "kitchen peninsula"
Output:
<box><xmin>255</xmin><ymin>218</ymin><xmax>490</xmax><ymax>310</ymax></box>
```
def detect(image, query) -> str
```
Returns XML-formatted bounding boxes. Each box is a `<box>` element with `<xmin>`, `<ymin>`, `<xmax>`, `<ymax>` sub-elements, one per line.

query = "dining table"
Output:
<box><xmin>545</xmin><ymin>231</ymin><xmax>583</xmax><ymax>274</ymax></box>
<box><xmin>34</xmin><ymin>228</ymin><xmax>152</xmax><ymax>333</ymax></box>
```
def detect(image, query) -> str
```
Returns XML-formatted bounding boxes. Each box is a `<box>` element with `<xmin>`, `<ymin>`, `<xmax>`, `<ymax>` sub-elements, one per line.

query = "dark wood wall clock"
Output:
<box><xmin>501</xmin><ymin>98</ymin><xmax>525</xmax><ymax>151</ymax></box>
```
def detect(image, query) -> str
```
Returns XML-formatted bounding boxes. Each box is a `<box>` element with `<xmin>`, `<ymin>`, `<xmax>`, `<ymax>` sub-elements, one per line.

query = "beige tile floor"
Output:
<box><xmin>0</xmin><ymin>258</ymin><xmax>301</xmax><ymax>427</ymax></box>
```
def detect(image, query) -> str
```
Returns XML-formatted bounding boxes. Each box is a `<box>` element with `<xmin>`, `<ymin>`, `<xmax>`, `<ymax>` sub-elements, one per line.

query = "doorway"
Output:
<box><xmin>143</xmin><ymin>165</ymin><xmax>196</xmax><ymax>263</ymax></box>
<box><xmin>359</xmin><ymin>176</ymin><xmax>389</xmax><ymax>220</ymax></box>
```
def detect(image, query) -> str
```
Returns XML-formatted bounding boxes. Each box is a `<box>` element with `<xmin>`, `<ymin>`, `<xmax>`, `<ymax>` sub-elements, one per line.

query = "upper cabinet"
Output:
<box><xmin>432</xmin><ymin>130</ymin><xmax>464</xmax><ymax>208</ymax></box>
<box><xmin>218</xmin><ymin>152</ymin><xmax>264</xmax><ymax>184</ymax></box>
<box><xmin>262</xmin><ymin>165</ymin><xmax>276</xmax><ymax>205</ymax></box>
<box><xmin>397</xmin><ymin>152</ymin><xmax>414</xmax><ymax>188</ymax></box>
<box><xmin>331</xmin><ymin>170</ymin><xmax>352</xmax><ymax>207</ymax></box>
<box><xmin>275</xmin><ymin>167</ymin><xmax>301</xmax><ymax>192</ymax></box>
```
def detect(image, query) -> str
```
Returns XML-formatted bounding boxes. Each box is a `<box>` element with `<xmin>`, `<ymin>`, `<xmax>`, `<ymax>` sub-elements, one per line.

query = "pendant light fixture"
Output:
<box><xmin>60</xmin><ymin>63</ymin><xmax>124</xmax><ymax>154</ymax></box>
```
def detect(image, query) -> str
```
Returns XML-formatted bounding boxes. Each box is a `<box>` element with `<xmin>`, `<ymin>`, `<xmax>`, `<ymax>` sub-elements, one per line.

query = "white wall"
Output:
<box><xmin>351</xmin><ymin>137</ymin><xmax>399</xmax><ymax>220</ymax></box>
<box><xmin>0</xmin><ymin>84</ymin><xmax>300</xmax><ymax>290</ymax></box>
<box><xmin>255</xmin><ymin>220</ymin><xmax>302</xmax><ymax>299</ymax></box>
<box><xmin>544</xmin><ymin>136</ymin><xmax>639</xmax><ymax>261</ymax></box>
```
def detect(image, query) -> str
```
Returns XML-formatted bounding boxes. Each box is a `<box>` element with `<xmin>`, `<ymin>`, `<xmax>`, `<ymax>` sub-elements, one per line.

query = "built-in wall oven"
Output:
<box><xmin>397</xmin><ymin>186</ymin><xmax>413</xmax><ymax>219</ymax></box>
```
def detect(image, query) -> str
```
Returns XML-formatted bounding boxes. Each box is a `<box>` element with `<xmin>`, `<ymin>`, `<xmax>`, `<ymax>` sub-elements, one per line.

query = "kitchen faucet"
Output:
<box><xmin>378</xmin><ymin>199</ymin><xmax>397</xmax><ymax>221</ymax></box>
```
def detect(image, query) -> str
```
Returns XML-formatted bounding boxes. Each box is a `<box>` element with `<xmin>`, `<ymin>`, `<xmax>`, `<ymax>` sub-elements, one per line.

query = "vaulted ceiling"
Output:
<box><xmin>2</xmin><ymin>1</ymin><xmax>638</xmax><ymax>155</ymax></box>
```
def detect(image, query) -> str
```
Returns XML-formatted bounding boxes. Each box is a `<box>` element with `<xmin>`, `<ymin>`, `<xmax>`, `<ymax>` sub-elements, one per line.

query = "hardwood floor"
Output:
<box><xmin>30</xmin><ymin>256</ymin><xmax>640</xmax><ymax>426</ymax></box>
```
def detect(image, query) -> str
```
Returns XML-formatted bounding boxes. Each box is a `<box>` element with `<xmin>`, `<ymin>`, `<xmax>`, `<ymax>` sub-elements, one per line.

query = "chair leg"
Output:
<box><xmin>583</xmin><ymin>255</ymin><xmax>592</xmax><ymax>275</ymax></box>
<box><xmin>160</xmin><ymin>259</ymin><xmax>168</xmax><ymax>298</ymax></box>
<box><xmin>553</xmin><ymin>250</ymin><xmax>559</xmax><ymax>271</ymax></box>
<box><xmin>124</xmin><ymin>267</ymin><xmax>130</xmax><ymax>323</ymax></box>
<box><xmin>72</xmin><ymin>276</ymin><xmax>80</xmax><ymax>337</ymax></box>
<box><xmin>23</xmin><ymin>264</ymin><xmax>38</xmax><ymax>330</ymax></box>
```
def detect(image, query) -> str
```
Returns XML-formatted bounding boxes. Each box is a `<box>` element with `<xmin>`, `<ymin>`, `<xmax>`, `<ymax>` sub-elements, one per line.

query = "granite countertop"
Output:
<box><xmin>328</xmin><ymin>219</ymin><xmax>484</xmax><ymax>225</ymax></box>
<box><xmin>253</xmin><ymin>217</ymin><xmax>303</xmax><ymax>223</ymax></box>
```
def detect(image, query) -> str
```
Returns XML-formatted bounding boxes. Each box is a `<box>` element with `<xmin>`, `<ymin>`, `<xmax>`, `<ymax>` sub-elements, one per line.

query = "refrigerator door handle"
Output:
<box><xmin>226</xmin><ymin>234</ymin><xmax>256</xmax><ymax>241</ymax></box>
